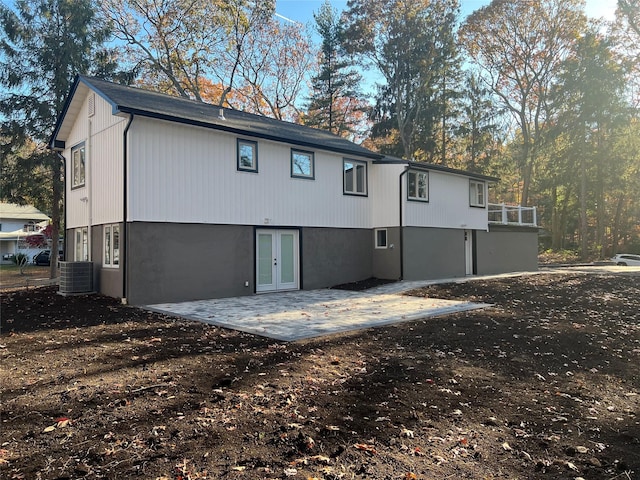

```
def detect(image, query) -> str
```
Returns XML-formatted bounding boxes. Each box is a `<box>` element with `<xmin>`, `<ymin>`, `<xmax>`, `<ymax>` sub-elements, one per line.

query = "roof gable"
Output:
<box><xmin>0</xmin><ymin>203</ymin><xmax>51</xmax><ymax>221</ymax></box>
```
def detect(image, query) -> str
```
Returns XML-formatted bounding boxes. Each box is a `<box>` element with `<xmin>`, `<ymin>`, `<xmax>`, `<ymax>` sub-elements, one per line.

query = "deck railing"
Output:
<box><xmin>488</xmin><ymin>203</ymin><xmax>537</xmax><ymax>227</ymax></box>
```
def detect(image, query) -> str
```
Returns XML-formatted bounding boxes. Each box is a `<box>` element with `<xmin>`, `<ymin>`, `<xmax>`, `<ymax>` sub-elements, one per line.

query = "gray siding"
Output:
<box><xmin>301</xmin><ymin>227</ymin><xmax>372</xmax><ymax>289</ymax></box>
<box><xmin>127</xmin><ymin>223</ymin><xmax>254</xmax><ymax>305</ymax></box>
<box><xmin>65</xmin><ymin>224</ymin><xmax>124</xmax><ymax>298</ymax></box>
<box><xmin>402</xmin><ymin>227</ymin><xmax>465</xmax><ymax>280</ymax></box>
<box><xmin>476</xmin><ymin>225</ymin><xmax>538</xmax><ymax>274</ymax></box>
<box><xmin>372</xmin><ymin>227</ymin><xmax>401</xmax><ymax>280</ymax></box>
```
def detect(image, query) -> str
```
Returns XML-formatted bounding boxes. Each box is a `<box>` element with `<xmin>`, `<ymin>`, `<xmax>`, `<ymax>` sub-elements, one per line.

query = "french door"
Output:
<box><xmin>256</xmin><ymin>229</ymin><xmax>299</xmax><ymax>293</ymax></box>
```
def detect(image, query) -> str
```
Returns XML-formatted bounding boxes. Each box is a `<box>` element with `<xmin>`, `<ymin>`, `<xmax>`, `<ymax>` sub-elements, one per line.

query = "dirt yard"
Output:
<box><xmin>1</xmin><ymin>273</ymin><xmax>638</xmax><ymax>480</ymax></box>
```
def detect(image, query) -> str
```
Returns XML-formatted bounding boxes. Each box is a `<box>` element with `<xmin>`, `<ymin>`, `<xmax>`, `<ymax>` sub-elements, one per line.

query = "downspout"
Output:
<box><xmin>56</xmin><ymin>153</ymin><xmax>67</xmax><ymax>261</ymax></box>
<box><xmin>122</xmin><ymin>114</ymin><xmax>134</xmax><ymax>303</ymax></box>
<box><xmin>398</xmin><ymin>167</ymin><xmax>409</xmax><ymax>280</ymax></box>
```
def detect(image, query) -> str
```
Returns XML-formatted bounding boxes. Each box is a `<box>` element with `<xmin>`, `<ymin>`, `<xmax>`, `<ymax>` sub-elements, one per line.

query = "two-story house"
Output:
<box><xmin>49</xmin><ymin>76</ymin><xmax>538</xmax><ymax>305</ymax></box>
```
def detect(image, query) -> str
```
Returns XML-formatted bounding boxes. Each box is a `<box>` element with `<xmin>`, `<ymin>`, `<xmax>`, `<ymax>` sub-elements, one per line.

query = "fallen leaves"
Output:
<box><xmin>354</xmin><ymin>443</ymin><xmax>377</xmax><ymax>455</ymax></box>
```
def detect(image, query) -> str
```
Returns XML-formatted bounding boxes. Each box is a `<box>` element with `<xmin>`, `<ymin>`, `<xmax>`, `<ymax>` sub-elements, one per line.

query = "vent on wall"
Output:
<box><xmin>59</xmin><ymin>261</ymin><xmax>94</xmax><ymax>295</ymax></box>
<box><xmin>88</xmin><ymin>93</ymin><xmax>95</xmax><ymax>117</ymax></box>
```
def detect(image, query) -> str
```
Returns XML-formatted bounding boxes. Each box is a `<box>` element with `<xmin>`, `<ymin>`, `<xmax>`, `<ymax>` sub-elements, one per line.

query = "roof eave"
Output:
<box><xmin>373</xmin><ymin>158</ymin><xmax>500</xmax><ymax>183</ymax></box>
<box><xmin>115</xmin><ymin>106</ymin><xmax>384</xmax><ymax>160</ymax></box>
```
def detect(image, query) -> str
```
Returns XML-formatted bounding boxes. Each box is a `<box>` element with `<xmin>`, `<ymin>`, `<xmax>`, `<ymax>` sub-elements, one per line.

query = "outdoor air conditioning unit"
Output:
<box><xmin>59</xmin><ymin>261</ymin><xmax>94</xmax><ymax>295</ymax></box>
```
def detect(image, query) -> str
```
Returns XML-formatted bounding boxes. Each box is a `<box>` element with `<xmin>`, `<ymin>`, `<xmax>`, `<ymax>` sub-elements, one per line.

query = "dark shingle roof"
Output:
<box><xmin>374</xmin><ymin>156</ymin><xmax>499</xmax><ymax>183</ymax></box>
<box><xmin>51</xmin><ymin>75</ymin><xmax>382</xmax><ymax>159</ymax></box>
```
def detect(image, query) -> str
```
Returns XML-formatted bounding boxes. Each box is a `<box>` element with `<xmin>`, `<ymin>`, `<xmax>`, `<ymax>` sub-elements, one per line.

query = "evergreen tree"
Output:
<box><xmin>305</xmin><ymin>1</ymin><xmax>363</xmax><ymax>137</ymax></box>
<box><xmin>344</xmin><ymin>0</ymin><xmax>461</xmax><ymax>160</ymax></box>
<box><xmin>1</xmin><ymin>0</ymin><xmax>120</xmax><ymax>278</ymax></box>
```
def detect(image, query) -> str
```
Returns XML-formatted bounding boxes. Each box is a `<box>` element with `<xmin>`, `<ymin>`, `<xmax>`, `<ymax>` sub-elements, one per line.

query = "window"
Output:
<box><xmin>469</xmin><ymin>180</ymin><xmax>486</xmax><ymax>207</ymax></box>
<box><xmin>407</xmin><ymin>171</ymin><xmax>429</xmax><ymax>201</ymax></box>
<box><xmin>343</xmin><ymin>159</ymin><xmax>367</xmax><ymax>195</ymax></box>
<box><xmin>71</xmin><ymin>143</ymin><xmax>85</xmax><ymax>188</ymax></box>
<box><xmin>75</xmin><ymin>227</ymin><xmax>88</xmax><ymax>261</ymax></box>
<box><xmin>237</xmin><ymin>139</ymin><xmax>258</xmax><ymax>172</ymax></box>
<box><xmin>104</xmin><ymin>224</ymin><xmax>120</xmax><ymax>267</ymax></box>
<box><xmin>291</xmin><ymin>149</ymin><xmax>314</xmax><ymax>179</ymax></box>
<box><xmin>375</xmin><ymin>228</ymin><xmax>388</xmax><ymax>249</ymax></box>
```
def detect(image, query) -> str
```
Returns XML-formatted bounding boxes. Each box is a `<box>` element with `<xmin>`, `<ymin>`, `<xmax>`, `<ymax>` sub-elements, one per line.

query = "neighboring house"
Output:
<box><xmin>49</xmin><ymin>76</ymin><xmax>538</xmax><ymax>305</ymax></box>
<box><xmin>0</xmin><ymin>203</ymin><xmax>51</xmax><ymax>264</ymax></box>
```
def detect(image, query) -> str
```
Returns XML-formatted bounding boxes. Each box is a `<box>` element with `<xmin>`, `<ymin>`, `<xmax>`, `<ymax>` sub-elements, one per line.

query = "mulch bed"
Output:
<box><xmin>1</xmin><ymin>273</ymin><xmax>638</xmax><ymax>479</ymax></box>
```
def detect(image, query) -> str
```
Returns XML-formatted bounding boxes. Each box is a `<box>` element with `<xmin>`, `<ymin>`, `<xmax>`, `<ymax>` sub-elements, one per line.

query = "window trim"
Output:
<box><xmin>343</xmin><ymin>158</ymin><xmax>368</xmax><ymax>196</ymax></box>
<box><xmin>237</xmin><ymin>138</ymin><xmax>258</xmax><ymax>173</ymax></box>
<box><xmin>74</xmin><ymin>226</ymin><xmax>88</xmax><ymax>261</ymax></box>
<box><xmin>407</xmin><ymin>170</ymin><xmax>429</xmax><ymax>202</ymax></box>
<box><xmin>71</xmin><ymin>143</ymin><xmax>86</xmax><ymax>189</ymax></box>
<box><xmin>290</xmin><ymin>149</ymin><xmax>315</xmax><ymax>179</ymax></box>
<box><xmin>103</xmin><ymin>223</ymin><xmax>120</xmax><ymax>268</ymax></box>
<box><xmin>469</xmin><ymin>179</ymin><xmax>486</xmax><ymax>208</ymax></box>
<box><xmin>375</xmin><ymin>228</ymin><xmax>388</xmax><ymax>249</ymax></box>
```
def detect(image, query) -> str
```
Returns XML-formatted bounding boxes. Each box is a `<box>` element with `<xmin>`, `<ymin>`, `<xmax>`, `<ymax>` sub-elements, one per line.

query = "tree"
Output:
<box><xmin>459</xmin><ymin>0</ymin><xmax>587</xmax><ymax>206</ymax></box>
<box><xmin>104</xmin><ymin>0</ymin><xmax>311</xmax><ymax>120</ymax></box>
<box><xmin>551</xmin><ymin>30</ymin><xmax>629</xmax><ymax>259</ymax></box>
<box><xmin>236</xmin><ymin>18</ymin><xmax>313</xmax><ymax>121</ymax></box>
<box><xmin>304</xmin><ymin>0</ymin><xmax>364</xmax><ymax>137</ymax></box>
<box><xmin>1</xmin><ymin>0</ymin><xmax>118</xmax><ymax>278</ymax></box>
<box><xmin>343</xmin><ymin>0</ymin><xmax>460</xmax><ymax>160</ymax></box>
<box><xmin>454</xmin><ymin>72</ymin><xmax>504</xmax><ymax>173</ymax></box>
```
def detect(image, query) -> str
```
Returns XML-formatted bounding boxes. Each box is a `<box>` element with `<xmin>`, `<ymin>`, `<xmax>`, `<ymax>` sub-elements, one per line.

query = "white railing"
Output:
<box><xmin>488</xmin><ymin>203</ymin><xmax>537</xmax><ymax>227</ymax></box>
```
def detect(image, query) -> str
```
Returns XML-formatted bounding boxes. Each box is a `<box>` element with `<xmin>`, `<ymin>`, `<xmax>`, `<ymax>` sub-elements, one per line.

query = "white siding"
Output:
<box><xmin>404</xmin><ymin>170</ymin><xmax>488</xmax><ymax>230</ymax></box>
<box><xmin>128</xmin><ymin>118</ymin><xmax>373</xmax><ymax>228</ymax></box>
<box><xmin>65</xmin><ymin>91</ymin><xmax>125</xmax><ymax>229</ymax></box>
<box><xmin>369</xmin><ymin>162</ymin><xmax>402</xmax><ymax>228</ymax></box>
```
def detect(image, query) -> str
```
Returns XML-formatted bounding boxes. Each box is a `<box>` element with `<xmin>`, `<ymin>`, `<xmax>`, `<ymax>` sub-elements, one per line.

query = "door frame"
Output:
<box><xmin>255</xmin><ymin>228</ymin><xmax>301</xmax><ymax>293</ymax></box>
<box><xmin>464</xmin><ymin>229</ymin><xmax>475</xmax><ymax>276</ymax></box>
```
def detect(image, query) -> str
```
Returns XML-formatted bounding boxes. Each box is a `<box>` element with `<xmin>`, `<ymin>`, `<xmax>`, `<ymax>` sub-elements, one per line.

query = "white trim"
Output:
<box><xmin>469</xmin><ymin>180</ymin><xmax>486</xmax><ymax>207</ymax></box>
<box><xmin>103</xmin><ymin>224</ymin><xmax>120</xmax><ymax>268</ymax></box>
<box><xmin>375</xmin><ymin>228</ymin><xmax>388</xmax><ymax>249</ymax></box>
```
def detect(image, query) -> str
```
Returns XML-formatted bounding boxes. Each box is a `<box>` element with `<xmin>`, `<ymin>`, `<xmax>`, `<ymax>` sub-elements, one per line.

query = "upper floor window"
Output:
<box><xmin>469</xmin><ymin>180</ymin><xmax>486</xmax><ymax>207</ymax></box>
<box><xmin>71</xmin><ymin>143</ymin><xmax>85</xmax><ymax>188</ymax></box>
<box><xmin>237</xmin><ymin>139</ymin><xmax>258</xmax><ymax>172</ymax></box>
<box><xmin>408</xmin><ymin>170</ymin><xmax>429</xmax><ymax>202</ymax></box>
<box><xmin>343</xmin><ymin>159</ymin><xmax>367</xmax><ymax>196</ymax></box>
<box><xmin>291</xmin><ymin>149</ymin><xmax>315</xmax><ymax>179</ymax></box>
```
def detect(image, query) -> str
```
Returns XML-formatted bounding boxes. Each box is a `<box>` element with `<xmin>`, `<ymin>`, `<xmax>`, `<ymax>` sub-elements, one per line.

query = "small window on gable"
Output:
<box><xmin>407</xmin><ymin>170</ymin><xmax>429</xmax><ymax>201</ymax></box>
<box><xmin>237</xmin><ymin>139</ymin><xmax>258</xmax><ymax>172</ymax></box>
<box><xmin>375</xmin><ymin>228</ymin><xmax>388</xmax><ymax>249</ymax></box>
<box><xmin>343</xmin><ymin>159</ymin><xmax>367</xmax><ymax>195</ymax></box>
<box><xmin>71</xmin><ymin>143</ymin><xmax>86</xmax><ymax>189</ymax></box>
<box><xmin>291</xmin><ymin>149</ymin><xmax>315</xmax><ymax>179</ymax></box>
<box><xmin>469</xmin><ymin>180</ymin><xmax>486</xmax><ymax>207</ymax></box>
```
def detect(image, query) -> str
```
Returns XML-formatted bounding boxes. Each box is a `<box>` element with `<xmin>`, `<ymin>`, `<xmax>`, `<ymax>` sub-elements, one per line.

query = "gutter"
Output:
<box><xmin>398</xmin><ymin>167</ymin><xmax>409</xmax><ymax>280</ymax></box>
<box><xmin>122</xmin><ymin>114</ymin><xmax>134</xmax><ymax>303</ymax></box>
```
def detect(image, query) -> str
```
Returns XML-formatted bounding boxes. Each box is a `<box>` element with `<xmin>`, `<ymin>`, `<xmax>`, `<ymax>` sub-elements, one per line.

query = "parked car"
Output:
<box><xmin>610</xmin><ymin>253</ymin><xmax>640</xmax><ymax>266</ymax></box>
<box><xmin>33</xmin><ymin>250</ymin><xmax>63</xmax><ymax>266</ymax></box>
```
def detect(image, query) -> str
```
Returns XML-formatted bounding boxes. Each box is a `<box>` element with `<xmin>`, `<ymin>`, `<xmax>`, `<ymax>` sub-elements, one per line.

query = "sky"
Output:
<box><xmin>274</xmin><ymin>0</ymin><xmax>618</xmax><ymax>26</ymax></box>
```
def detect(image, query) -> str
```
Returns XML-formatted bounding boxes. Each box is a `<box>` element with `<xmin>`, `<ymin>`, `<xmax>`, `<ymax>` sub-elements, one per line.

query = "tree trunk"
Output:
<box><xmin>49</xmin><ymin>156</ymin><xmax>62</xmax><ymax>280</ymax></box>
<box><xmin>579</xmin><ymin>154</ymin><xmax>588</xmax><ymax>260</ymax></box>
<box><xmin>551</xmin><ymin>185</ymin><xmax>560</xmax><ymax>250</ymax></box>
<box><xmin>611</xmin><ymin>194</ymin><xmax>626</xmax><ymax>254</ymax></box>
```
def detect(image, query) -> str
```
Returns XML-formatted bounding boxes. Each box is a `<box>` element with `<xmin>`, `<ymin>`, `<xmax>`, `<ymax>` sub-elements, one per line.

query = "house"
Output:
<box><xmin>49</xmin><ymin>76</ymin><xmax>538</xmax><ymax>305</ymax></box>
<box><xmin>0</xmin><ymin>203</ymin><xmax>51</xmax><ymax>264</ymax></box>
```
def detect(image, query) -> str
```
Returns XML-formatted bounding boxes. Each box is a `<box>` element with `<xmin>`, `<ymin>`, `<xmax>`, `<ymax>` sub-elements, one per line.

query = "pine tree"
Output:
<box><xmin>305</xmin><ymin>1</ymin><xmax>364</xmax><ymax>138</ymax></box>
<box><xmin>1</xmin><ymin>0</ymin><xmax>121</xmax><ymax>278</ymax></box>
